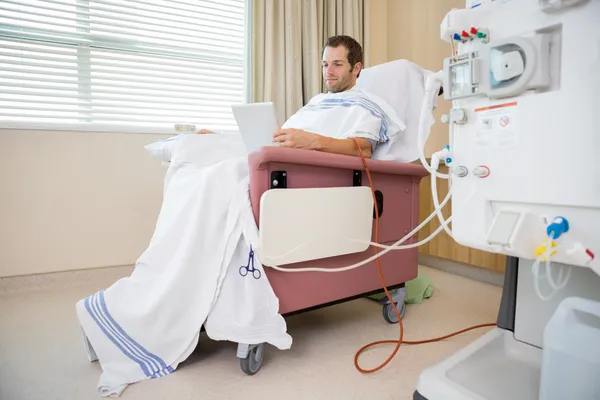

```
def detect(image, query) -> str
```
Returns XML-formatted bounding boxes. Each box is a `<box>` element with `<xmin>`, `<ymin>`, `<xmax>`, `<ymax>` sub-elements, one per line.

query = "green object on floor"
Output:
<box><xmin>367</xmin><ymin>273</ymin><xmax>433</xmax><ymax>304</ymax></box>
<box><xmin>406</xmin><ymin>273</ymin><xmax>433</xmax><ymax>304</ymax></box>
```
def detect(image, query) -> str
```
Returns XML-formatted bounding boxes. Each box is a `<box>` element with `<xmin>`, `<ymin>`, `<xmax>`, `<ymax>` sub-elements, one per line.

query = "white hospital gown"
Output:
<box><xmin>282</xmin><ymin>86</ymin><xmax>406</xmax><ymax>150</ymax></box>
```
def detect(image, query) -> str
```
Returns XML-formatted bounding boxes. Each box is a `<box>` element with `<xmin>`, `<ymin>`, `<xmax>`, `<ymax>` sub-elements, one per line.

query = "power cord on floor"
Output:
<box><xmin>350</xmin><ymin>137</ymin><xmax>496</xmax><ymax>374</ymax></box>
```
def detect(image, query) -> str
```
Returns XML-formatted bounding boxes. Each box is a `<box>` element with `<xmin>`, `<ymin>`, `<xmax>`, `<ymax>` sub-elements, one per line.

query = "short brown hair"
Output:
<box><xmin>323</xmin><ymin>35</ymin><xmax>364</xmax><ymax>76</ymax></box>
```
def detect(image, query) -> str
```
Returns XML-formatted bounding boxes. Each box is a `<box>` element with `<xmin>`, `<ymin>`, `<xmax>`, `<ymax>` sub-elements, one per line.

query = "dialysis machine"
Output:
<box><xmin>414</xmin><ymin>0</ymin><xmax>600</xmax><ymax>399</ymax></box>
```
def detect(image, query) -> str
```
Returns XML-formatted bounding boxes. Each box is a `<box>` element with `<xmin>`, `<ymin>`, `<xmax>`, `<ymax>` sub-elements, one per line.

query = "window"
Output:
<box><xmin>0</xmin><ymin>0</ymin><xmax>249</xmax><ymax>134</ymax></box>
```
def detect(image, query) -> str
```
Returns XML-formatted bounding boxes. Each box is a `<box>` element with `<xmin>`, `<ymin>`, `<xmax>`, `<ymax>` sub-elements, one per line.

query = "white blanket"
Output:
<box><xmin>76</xmin><ymin>134</ymin><xmax>292</xmax><ymax>397</ymax></box>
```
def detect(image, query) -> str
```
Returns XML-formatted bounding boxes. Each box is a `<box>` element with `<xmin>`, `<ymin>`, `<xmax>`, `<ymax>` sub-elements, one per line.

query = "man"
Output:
<box><xmin>199</xmin><ymin>35</ymin><xmax>403</xmax><ymax>159</ymax></box>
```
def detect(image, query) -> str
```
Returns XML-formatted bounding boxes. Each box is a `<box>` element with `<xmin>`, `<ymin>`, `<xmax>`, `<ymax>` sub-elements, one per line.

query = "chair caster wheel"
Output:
<box><xmin>383</xmin><ymin>301</ymin><xmax>406</xmax><ymax>324</ymax></box>
<box><xmin>239</xmin><ymin>343</ymin><xmax>264</xmax><ymax>375</ymax></box>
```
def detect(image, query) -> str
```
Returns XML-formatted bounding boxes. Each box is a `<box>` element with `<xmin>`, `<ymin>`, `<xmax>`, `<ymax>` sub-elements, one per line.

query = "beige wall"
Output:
<box><xmin>367</xmin><ymin>0</ymin><xmax>388</xmax><ymax>67</ymax></box>
<box><xmin>387</xmin><ymin>0</ymin><xmax>462</xmax><ymax>72</ymax></box>
<box><xmin>0</xmin><ymin>130</ymin><xmax>167</xmax><ymax>277</ymax></box>
<box><xmin>368</xmin><ymin>0</ymin><xmax>463</xmax><ymax>156</ymax></box>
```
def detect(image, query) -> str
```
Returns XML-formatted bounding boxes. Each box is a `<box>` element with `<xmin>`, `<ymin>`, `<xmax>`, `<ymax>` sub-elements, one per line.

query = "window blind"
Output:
<box><xmin>0</xmin><ymin>0</ymin><xmax>248</xmax><ymax>133</ymax></box>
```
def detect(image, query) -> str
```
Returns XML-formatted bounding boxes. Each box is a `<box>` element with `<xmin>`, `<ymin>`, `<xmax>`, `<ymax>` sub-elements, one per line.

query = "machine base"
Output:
<box><xmin>414</xmin><ymin>327</ymin><xmax>542</xmax><ymax>400</ymax></box>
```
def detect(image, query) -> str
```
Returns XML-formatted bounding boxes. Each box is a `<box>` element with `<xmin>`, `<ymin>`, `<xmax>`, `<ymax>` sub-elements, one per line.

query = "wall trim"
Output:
<box><xmin>0</xmin><ymin>265</ymin><xmax>134</xmax><ymax>296</ymax></box>
<box><xmin>419</xmin><ymin>254</ymin><xmax>505</xmax><ymax>287</ymax></box>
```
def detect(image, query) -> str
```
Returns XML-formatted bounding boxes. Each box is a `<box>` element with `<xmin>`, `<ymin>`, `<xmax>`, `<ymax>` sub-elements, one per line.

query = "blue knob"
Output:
<box><xmin>547</xmin><ymin>216</ymin><xmax>569</xmax><ymax>239</ymax></box>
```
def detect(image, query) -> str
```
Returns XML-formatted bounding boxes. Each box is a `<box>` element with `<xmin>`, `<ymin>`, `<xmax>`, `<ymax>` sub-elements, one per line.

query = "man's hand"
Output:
<box><xmin>272</xmin><ymin>128</ymin><xmax>322</xmax><ymax>150</ymax></box>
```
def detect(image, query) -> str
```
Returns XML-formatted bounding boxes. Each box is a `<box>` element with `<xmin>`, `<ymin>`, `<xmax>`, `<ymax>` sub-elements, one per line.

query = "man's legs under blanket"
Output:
<box><xmin>75</xmin><ymin>157</ymin><xmax>291</xmax><ymax>397</ymax></box>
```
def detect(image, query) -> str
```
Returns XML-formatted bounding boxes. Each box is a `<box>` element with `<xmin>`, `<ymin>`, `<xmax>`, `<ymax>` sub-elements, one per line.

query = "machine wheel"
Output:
<box><xmin>240</xmin><ymin>343</ymin><xmax>264</xmax><ymax>375</ymax></box>
<box><xmin>382</xmin><ymin>301</ymin><xmax>406</xmax><ymax>324</ymax></box>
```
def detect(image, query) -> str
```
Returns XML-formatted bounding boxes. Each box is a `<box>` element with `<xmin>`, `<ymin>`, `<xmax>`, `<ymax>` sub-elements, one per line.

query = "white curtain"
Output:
<box><xmin>251</xmin><ymin>0</ymin><xmax>370</xmax><ymax>125</ymax></box>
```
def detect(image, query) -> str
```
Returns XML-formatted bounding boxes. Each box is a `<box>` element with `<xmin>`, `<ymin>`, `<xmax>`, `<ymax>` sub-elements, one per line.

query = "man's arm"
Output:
<box><xmin>314</xmin><ymin>135</ymin><xmax>372</xmax><ymax>158</ymax></box>
<box><xmin>272</xmin><ymin>128</ymin><xmax>373</xmax><ymax>158</ymax></box>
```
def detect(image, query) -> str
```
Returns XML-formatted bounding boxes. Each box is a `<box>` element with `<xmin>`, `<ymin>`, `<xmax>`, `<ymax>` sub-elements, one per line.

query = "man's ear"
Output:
<box><xmin>353</xmin><ymin>62</ymin><xmax>362</xmax><ymax>77</ymax></box>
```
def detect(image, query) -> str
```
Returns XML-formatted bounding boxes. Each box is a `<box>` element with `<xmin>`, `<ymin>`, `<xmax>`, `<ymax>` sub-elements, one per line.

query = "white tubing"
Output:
<box><xmin>359</xmin><ymin>218</ymin><xmax>451</xmax><ymax>251</ymax></box>
<box><xmin>418</xmin><ymin>71</ymin><xmax>450</xmax><ymax>179</ymax></box>
<box><xmin>533</xmin><ymin>235</ymin><xmax>555</xmax><ymax>300</ymax></box>
<box><xmin>542</xmin><ymin>233</ymin><xmax>571</xmax><ymax>291</ymax></box>
<box><xmin>267</xmin><ymin>214</ymin><xmax>453</xmax><ymax>274</ymax></box>
<box><xmin>531</xmin><ymin>234</ymin><xmax>572</xmax><ymax>301</ymax></box>
<box><xmin>544</xmin><ymin>250</ymin><xmax>572</xmax><ymax>290</ymax></box>
<box><xmin>431</xmin><ymin>172</ymin><xmax>453</xmax><ymax>237</ymax></box>
<box><xmin>533</xmin><ymin>256</ymin><xmax>556</xmax><ymax>301</ymax></box>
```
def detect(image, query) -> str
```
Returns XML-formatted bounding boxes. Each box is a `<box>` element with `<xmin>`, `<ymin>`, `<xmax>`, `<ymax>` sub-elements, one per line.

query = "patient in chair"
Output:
<box><xmin>76</xmin><ymin>35</ymin><xmax>405</xmax><ymax>398</ymax></box>
<box><xmin>197</xmin><ymin>35</ymin><xmax>405</xmax><ymax>159</ymax></box>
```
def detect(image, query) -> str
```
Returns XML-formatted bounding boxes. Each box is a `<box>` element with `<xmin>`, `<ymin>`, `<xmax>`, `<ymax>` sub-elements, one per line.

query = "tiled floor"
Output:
<box><xmin>0</xmin><ymin>265</ymin><xmax>501</xmax><ymax>400</ymax></box>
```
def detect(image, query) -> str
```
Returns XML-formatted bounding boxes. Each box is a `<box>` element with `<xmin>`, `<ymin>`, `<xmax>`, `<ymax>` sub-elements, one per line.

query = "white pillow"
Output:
<box><xmin>356</xmin><ymin>59</ymin><xmax>436</xmax><ymax>163</ymax></box>
<box><xmin>144</xmin><ymin>134</ymin><xmax>186</xmax><ymax>163</ymax></box>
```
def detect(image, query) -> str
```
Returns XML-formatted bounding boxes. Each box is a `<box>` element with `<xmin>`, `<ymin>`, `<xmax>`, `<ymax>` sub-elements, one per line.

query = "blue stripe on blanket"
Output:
<box><xmin>94</xmin><ymin>291</ymin><xmax>171</xmax><ymax>374</ymax></box>
<box><xmin>302</xmin><ymin>97</ymin><xmax>389</xmax><ymax>142</ymax></box>
<box><xmin>84</xmin><ymin>291</ymin><xmax>174</xmax><ymax>378</ymax></box>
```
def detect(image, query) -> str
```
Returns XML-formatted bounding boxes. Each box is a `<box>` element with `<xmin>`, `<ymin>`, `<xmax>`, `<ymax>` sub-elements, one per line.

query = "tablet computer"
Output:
<box><xmin>231</xmin><ymin>102</ymin><xmax>280</xmax><ymax>154</ymax></box>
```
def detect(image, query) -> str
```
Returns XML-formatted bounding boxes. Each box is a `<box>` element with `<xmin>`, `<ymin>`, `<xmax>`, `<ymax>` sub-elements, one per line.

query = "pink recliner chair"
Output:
<box><xmin>236</xmin><ymin>60</ymin><xmax>440</xmax><ymax>375</ymax></box>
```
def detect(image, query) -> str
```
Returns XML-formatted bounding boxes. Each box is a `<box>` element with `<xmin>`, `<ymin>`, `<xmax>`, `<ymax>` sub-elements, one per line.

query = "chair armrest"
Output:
<box><xmin>248</xmin><ymin>146</ymin><xmax>429</xmax><ymax>178</ymax></box>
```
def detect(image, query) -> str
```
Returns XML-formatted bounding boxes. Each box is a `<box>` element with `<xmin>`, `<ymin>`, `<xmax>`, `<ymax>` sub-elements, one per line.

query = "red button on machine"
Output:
<box><xmin>473</xmin><ymin>165</ymin><xmax>490</xmax><ymax>178</ymax></box>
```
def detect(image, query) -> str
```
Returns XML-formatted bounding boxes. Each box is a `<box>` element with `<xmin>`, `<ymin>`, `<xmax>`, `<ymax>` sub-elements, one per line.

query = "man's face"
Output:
<box><xmin>322</xmin><ymin>45</ymin><xmax>360</xmax><ymax>93</ymax></box>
